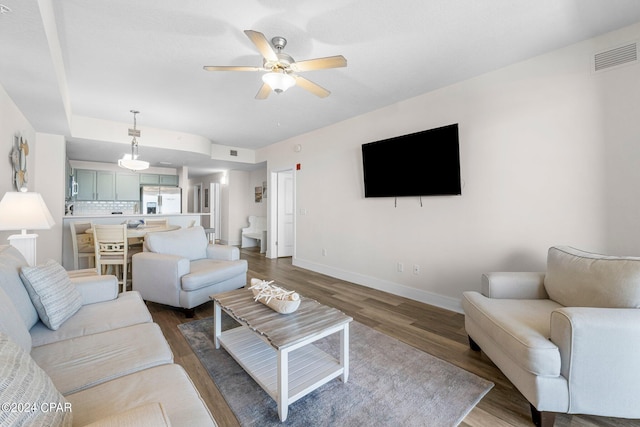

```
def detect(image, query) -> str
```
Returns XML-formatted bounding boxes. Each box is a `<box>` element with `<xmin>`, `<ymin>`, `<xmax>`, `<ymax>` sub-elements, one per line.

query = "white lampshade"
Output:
<box><xmin>118</xmin><ymin>157</ymin><xmax>150</xmax><ymax>171</ymax></box>
<box><xmin>0</xmin><ymin>192</ymin><xmax>55</xmax><ymax>266</ymax></box>
<box><xmin>0</xmin><ymin>192</ymin><xmax>55</xmax><ymax>233</ymax></box>
<box><xmin>262</xmin><ymin>71</ymin><xmax>296</xmax><ymax>93</ymax></box>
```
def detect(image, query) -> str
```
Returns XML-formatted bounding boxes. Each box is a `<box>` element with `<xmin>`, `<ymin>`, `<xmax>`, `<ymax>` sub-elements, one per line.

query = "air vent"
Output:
<box><xmin>594</xmin><ymin>42</ymin><xmax>638</xmax><ymax>72</ymax></box>
<box><xmin>230</xmin><ymin>150</ymin><xmax>238</xmax><ymax>157</ymax></box>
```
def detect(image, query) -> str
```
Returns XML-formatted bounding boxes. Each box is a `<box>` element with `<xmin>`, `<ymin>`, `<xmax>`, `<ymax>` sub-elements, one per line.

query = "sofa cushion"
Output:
<box><xmin>145</xmin><ymin>226</ymin><xmax>208</xmax><ymax>261</ymax></box>
<box><xmin>544</xmin><ymin>246</ymin><xmax>640</xmax><ymax>308</ymax></box>
<box><xmin>84</xmin><ymin>402</ymin><xmax>172</xmax><ymax>427</ymax></box>
<box><xmin>20</xmin><ymin>260</ymin><xmax>83</xmax><ymax>330</ymax></box>
<box><xmin>182</xmin><ymin>259</ymin><xmax>248</xmax><ymax>291</ymax></box>
<box><xmin>0</xmin><ymin>287</ymin><xmax>32</xmax><ymax>352</ymax></box>
<box><xmin>0</xmin><ymin>245</ymin><xmax>39</xmax><ymax>330</ymax></box>
<box><xmin>0</xmin><ymin>332</ymin><xmax>72</xmax><ymax>426</ymax></box>
<box><xmin>66</xmin><ymin>364</ymin><xmax>215</xmax><ymax>426</ymax></box>
<box><xmin>462</xmin><ymin>291</ymin><xmax>563</xmax><ymax>376</ymax></box>
<box><xmin>30</xmin><ymin>291</ymin><xmax>152</xmax><ymax>347</ymax></box>
<box><xmin>31</xmin><ymin>323</ymin><xmax>173</xmax><ymax>395</ymax></box>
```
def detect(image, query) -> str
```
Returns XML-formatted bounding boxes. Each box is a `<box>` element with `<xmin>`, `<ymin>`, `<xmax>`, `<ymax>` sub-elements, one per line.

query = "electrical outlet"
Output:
<box><xmin>413</xmin><ymin>264</ymin><xmax>420</xmax><ymax>275</ymax></box>
<box><xmin>397</xmin><ymin>262</ymin><xmax>404</xmax><ymax>273</ymax></box>
<box><xmin>322</xmin><ymin>248</ymin><xmax>327</xmax><ymax>256</ymax></box>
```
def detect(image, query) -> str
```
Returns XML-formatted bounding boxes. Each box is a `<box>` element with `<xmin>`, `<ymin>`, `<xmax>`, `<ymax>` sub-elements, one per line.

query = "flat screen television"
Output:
<box><xmin>362</xmin><ymin>123</ymin><xmax>461</xmax><ymax>198</ymax></box>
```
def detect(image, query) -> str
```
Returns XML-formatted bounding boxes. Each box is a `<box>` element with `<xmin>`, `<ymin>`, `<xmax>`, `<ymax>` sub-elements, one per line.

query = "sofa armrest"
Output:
<box><xmin>206</xmin><ymin>244</ymin><xmax>239</xmax><ymax>261</ymax></box>
<box><xmin>83</xmin><ymin>402</ymin><xmax>172</xmax><ymax>427</ymax></box>
<box><xmin>132</xmin><ymin>252</ymin><xmax>190</xmax><ymax>307</ymax></box>
<box><xmin>70</xmin><ymin>274</ymin><xmax>119</xmax><ymax>305</ymax></box>
<box><xmin>551</xmin><ymin>307</ymin><xmax>640</xmax><ymax>417</ymax></box>
<box><xmin>481</xmin><ymin>272</ymin><xmax>547</xmax><ymax>299</ymax></box>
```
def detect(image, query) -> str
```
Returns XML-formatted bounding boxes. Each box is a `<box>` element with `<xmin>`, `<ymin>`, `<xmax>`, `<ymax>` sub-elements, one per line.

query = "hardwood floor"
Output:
<box><xmin>149</xmin><ymin>247</ymin><xmax>640</xmax><ymax>427</ymax></box>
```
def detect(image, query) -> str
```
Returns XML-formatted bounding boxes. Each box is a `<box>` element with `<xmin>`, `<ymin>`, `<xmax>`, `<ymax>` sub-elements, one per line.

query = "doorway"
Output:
<box><xmin>208</xmin><ymin>182</ymin><xmax>220</xmax><ymax>242</ymax></box>
<box><xmin>270</xmin><ymin>169</ymin><xmax>294</xmax><ymax>258</ymax></box>
<box><xmin>193</xmin><ymin>183</ymin><xmax>202</xmax><ymax>213</ymax></box>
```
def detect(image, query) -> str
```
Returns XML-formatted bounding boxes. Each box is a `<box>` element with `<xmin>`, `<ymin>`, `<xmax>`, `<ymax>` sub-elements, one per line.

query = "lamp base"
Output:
<box><xmin>7</xmin><ymin>233</ymin><xmax>38</xmax><ymax>266</ymax></box>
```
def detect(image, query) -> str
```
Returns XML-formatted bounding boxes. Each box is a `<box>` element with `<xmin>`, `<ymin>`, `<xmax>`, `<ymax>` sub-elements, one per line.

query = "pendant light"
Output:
<box><xmin>118</xmin><ymin>110</ymin><xmax>150</xmax><ymax>171</ymax></box>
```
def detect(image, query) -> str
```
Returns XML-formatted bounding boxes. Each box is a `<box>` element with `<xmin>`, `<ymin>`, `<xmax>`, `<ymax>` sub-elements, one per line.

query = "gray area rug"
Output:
<box><xmin>178</xmin><ymin>315</ymin><xmax>493</xmax><ymax>427</ymax></box>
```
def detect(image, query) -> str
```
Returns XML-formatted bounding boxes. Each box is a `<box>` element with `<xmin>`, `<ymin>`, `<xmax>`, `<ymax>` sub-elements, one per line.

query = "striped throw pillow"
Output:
<box><xmin>20</xmin><ymin>260</ymin><xmax>82</xmax><ymax>330</ymax></box>
<box><xmin>0</xmin><ymin>332</ymin><xmax>72</xmax><ymax>426</ymax></box>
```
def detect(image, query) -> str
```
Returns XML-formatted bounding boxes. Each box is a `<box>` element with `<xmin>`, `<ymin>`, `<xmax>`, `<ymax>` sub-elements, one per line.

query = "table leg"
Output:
<box><xmin>278</xmin><ymin>349</ymin><xmax>289</xmax><ymax>421</ymax></box>
<box><xmin>340</xmin><ymin>323</ymin><xmax>350</xmax><ymax>383</ymax></box>
<box><xmin>214</xmin><ymin>302</ymin><xmax>221</xmax><ymax>349</ymax></box>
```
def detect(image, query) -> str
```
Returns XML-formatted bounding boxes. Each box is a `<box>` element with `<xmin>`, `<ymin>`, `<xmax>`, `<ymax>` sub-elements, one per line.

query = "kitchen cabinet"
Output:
<box><xmin>75</xmin><ymin>169</ymin><xmax>140</xmax><ymax>201</ymax></box>
<box><xmin>96</xmin><ymin>171</ymin><xmax>115</xmax><ymax>200</ymax></box>
<box><xmin>160</xmin><ymin>174</ymin><xmax>179</xmax><ymax>186</ymax></box>
<box><xmin>139</xmin><ymin>173</ymin><xmax>178</xmax><ymax>186</ymax></box>
<box><xmin>115</xmin><ymin>173</ymin><xmax>140</xmax><ymax>200</ymax></box>
<box><xmin>75</xmin><ymin>169</ymin><xmax>97</xmax><ymax>201</ymax></box>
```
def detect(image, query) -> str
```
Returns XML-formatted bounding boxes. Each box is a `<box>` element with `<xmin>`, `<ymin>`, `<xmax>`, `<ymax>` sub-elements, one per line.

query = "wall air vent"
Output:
<box><xmin>230</xmin><ymin>150</ymin><xmax>238</xmax><ymax>156</ymax></box>
<box><xmin>594</xmin><ymin>42</ymin><xmax>638</xmax><ymax>73</ymax></box>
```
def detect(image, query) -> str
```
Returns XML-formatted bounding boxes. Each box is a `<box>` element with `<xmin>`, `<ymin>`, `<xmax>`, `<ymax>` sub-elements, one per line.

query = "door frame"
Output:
<box><xmin>267</xmin><ymin>167</ymin><xmax>296</xmax><ymax>259</ymax></box>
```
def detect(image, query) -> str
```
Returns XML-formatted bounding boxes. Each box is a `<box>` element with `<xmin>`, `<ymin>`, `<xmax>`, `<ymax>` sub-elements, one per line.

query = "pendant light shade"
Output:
<box><xmin>118</xmin><ymin>110</ymin><xmax>150</xmax><ymax>171</ymax></box>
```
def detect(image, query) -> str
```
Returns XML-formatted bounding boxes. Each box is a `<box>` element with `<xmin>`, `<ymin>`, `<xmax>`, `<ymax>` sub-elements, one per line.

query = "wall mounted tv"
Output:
<box><xmin>362</xmin><ymin>123</ymin><xmax>461</xmax><ymax>198</ymax></box>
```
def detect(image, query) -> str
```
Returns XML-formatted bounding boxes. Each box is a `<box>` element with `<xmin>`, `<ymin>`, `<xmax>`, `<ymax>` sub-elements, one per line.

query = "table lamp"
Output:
<box><xmin>0</xmin><ymin>192</ymin><xmax>55</xmax><ymax>266</ymax></box>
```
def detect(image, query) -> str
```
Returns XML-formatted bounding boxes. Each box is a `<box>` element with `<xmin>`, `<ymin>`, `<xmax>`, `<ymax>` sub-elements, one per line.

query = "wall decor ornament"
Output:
<box><xmin>10</xmin><ymin>135</ymin><xmax>28</xmax><ymax>192</ymax></box>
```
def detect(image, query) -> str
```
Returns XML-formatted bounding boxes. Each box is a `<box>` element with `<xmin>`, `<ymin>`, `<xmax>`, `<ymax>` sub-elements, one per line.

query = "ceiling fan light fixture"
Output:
<box><xmin>262</xmin><ymin>70</ymin><xmax>295</xmax><ymax>93</ymax></box>
<box><xmin>119</xmin><ymin>110</ymin><xmax>150</xmax><ymax>171</ymax></box>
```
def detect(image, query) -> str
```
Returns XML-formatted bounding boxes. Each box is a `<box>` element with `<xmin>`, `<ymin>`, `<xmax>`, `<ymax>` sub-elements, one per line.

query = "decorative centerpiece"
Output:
<box><xmin>249</xmin><ymin>278</ymin><xmax>300</xmax><ymax>314</ymax></box>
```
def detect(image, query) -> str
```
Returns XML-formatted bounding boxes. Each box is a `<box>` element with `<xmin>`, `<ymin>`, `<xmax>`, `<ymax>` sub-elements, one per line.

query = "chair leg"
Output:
<box><xmin>530</xmin><ymin>404</ymin><xmax>556</xmax><ymax>427</ymax></box>
<box><xmin>468</xmin><ymin>335</ymin><xmax>481</xmax><ymax>352</ymax></box>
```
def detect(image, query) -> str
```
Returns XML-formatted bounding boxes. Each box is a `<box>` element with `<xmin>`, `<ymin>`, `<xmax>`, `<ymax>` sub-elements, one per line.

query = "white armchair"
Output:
<box><xmin>462</xmin><ymin>246</ymin><xmax>640</xmax><ymax>426</ymax></box>
<box><xmin>132</xmin><ymin>226</ymin><xmax>247</xmax><ymax>317</ymax></box>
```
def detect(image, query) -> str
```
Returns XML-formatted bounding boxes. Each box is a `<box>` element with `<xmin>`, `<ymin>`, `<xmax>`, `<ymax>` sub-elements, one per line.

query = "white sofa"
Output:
<box><xmin>133</xmin><ymin>226</ymin><xmax>247</xmax><ymax>316</ymax></box>
<box><xmin>462</xmin><ymin>246</ymin><xmax>640</xmax><ymax>426</ymax></box>
<box><xmin>241</xmin><ymin>215</ymin><xmax>267</xmax><ymax>253</ymax></box>
<box><xmin>0</xmin><ymin>245</ymin><xmax>216</xmax><ymax>426</ymax></box>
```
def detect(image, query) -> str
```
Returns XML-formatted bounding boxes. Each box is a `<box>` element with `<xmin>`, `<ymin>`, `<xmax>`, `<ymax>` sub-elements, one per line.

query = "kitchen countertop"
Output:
<box><xmin>64</xmin><ymin>213</ymin><xmax>208</xmax><ymax>219</ymax></box>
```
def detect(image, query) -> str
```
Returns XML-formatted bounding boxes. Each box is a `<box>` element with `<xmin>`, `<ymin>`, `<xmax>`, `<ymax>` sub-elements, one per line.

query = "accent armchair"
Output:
<box><xmin>462</xmin><ymin>246</ymin><xmax>640</xmax><ymax>426</ymax></box>
<box><xmin>132</xmin><ymin>226</ymin><xmax>247</xmax><ymax>317</ymax></box>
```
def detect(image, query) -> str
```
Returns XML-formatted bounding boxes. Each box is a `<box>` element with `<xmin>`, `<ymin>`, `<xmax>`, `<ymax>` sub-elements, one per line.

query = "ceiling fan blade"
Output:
<box><xmin>291</xmin><ymin>55</ymin><xmax>347</xmax><ymax>72</ymax></box>
<box><xmin>293</xmin><ymin>75</ymin><xmax>331</xmax><ymax>98</ymax></box>
<box><xmin>255</xmin><ymin>83</ymin><xmax>271</xmax><ymax>100</ymax></box>
<box><xmin>244</xmin><ymin>30</ymin><xmax>278</xmax><ymax>62</ymax></box>
<box><xmin>203</xmin><ymin>65</ymin><xmax>262</xmax><ymax>72</ymax></box>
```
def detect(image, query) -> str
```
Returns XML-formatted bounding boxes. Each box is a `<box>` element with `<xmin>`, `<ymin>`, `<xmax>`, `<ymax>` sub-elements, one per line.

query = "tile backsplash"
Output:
<box><xmin>73</xmin><ymin>201</ymin><xmax>139</xmax><ymax>215</ymax></box>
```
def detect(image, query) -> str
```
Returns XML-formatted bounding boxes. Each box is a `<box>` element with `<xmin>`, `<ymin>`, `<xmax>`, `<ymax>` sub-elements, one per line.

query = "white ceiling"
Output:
<box><xmin>2</xmin><ymin>1</ymin><xmax>640</xmax><ymax>177</ymax></box>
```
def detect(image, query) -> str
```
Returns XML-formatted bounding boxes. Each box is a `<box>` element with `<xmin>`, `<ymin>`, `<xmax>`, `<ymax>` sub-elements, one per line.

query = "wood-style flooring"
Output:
<box><xmin>148</xmin><ymin>247</ymin><xmax>640</xmax><ymax>427</ymax></box>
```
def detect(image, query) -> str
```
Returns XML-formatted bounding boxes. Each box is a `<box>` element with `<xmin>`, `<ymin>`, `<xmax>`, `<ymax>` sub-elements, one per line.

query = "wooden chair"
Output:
<box><xmin>93</xmin><ymin>224</ymin><xmax>128</xmax><ymax>293</ymax></box>
<box><xmin>70</xmin><ymin>221</ymin><xmax>95</xmax><ymax>270</ymax></box>
<box><xmin>144</xmin><ymin>218</ymin><xmax>169</xmax><ymax>227</ymax></box>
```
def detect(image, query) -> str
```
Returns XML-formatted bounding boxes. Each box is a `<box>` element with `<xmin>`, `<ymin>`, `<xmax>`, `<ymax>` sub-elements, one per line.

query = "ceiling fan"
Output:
<box><xmin>203</xmin><ymin>30</ymin><xmax>347</xmax><ymax>99</ymax></box>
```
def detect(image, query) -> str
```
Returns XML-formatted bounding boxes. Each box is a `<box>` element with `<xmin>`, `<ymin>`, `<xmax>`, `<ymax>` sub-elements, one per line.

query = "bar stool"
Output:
<box><xmin>144</xmin><ymin>218</ymin><xmax>169</xmax><ymax>227</ymax></box>
<box><xmin>93</xmin><ymin>224</ymin><xmax>128</xmax><ymax>293</ymax></box>
<box><xmin>70</xmin><ymin>221</ymin><xmax>95</xmax><ymax>270</ymax></box>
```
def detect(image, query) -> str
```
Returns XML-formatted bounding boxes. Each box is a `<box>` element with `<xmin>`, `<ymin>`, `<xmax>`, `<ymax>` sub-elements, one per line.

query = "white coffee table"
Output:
<box><xmin>212</xmin><ymin>288</ymin><xmax>353</xmax><ymax>421</ymax></box>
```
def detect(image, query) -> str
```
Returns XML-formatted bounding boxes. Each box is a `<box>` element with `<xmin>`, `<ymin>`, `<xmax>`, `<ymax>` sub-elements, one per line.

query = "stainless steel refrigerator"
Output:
<box><xmin>140</xmin><ymin>186</ymin><xmax>181</xmax><ymax>214</ymax></box>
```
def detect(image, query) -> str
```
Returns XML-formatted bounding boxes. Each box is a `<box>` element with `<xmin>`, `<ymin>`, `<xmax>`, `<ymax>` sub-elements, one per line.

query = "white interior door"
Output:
<box><xmin>276</xmin><ymin>170</ymin><xmax>294</xmax><ymax>258</ymax></box>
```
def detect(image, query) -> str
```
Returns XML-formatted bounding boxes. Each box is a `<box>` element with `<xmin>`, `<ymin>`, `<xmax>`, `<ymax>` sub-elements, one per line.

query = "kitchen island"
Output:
<box><xmin>62</xmin><ymin>213</ymin><xmax>207</xmax><ymax>270</ymax></box>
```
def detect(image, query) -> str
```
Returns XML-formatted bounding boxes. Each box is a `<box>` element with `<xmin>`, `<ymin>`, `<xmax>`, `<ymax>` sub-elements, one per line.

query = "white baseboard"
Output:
<box><xmin>292</xmin><ymin>258</ymin><xmax>463</xmax><ymax>314</ymax></box>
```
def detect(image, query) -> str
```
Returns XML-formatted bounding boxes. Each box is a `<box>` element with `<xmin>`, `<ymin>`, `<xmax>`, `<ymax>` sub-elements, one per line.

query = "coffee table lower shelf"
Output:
<box><xmin>218</xmin><ymin>326</ymin><xmax>344</xmax><ymax>415</ymax></box>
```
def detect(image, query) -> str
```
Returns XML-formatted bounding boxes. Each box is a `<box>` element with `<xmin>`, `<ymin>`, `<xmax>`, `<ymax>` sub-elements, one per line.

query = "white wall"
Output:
<box><xmin>33</xmin><ymin>133</ymin><xmax>65</xmax><ymax>262</ymax></box>
<box><xmin>258</xmin><ymin>23</ymin><xmax>640</xmax><ymax>312</ymax></box>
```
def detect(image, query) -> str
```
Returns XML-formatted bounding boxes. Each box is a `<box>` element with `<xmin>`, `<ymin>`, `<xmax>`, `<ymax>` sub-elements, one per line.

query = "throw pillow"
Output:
<box><xmin>0</xmin><ymin>332</ymin><xmax>72</xmax><ymax>426</ymax></box>
<box><xmin>20</xmin><ymin>260</ymin><xmax>82</xmax><ymax>330</ymax></box>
